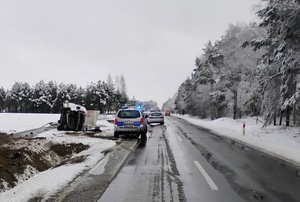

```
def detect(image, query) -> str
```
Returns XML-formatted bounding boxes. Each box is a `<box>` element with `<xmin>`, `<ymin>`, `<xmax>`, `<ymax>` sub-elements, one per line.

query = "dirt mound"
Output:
<box><xmin>0</xmin><ymin>134</ymin><xmax>90</xmax><ymax>192</ymax></box>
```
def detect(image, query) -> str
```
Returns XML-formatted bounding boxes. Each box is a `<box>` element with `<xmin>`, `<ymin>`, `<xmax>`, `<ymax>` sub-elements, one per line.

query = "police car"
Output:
<box><xmin>113</xmin><ymin>105</ymin><xmax>147</xmax><ymax>139</ymax></box>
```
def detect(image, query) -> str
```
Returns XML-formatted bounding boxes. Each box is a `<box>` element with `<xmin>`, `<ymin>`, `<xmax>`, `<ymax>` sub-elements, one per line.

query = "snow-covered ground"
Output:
<box><xmin>0</xmin><ymin>113</ymin><xmax>116</xmax><ymax>201</ymax></box>
<box><xmin>0</xmin><ymin>113</ymin><xmax>300</xmax><ymax>201</ymax></box>
<box><xmin>173</xmin><ymin>114</ymin><xmax>300</xmax><ymax>168</ymax></box>
<box><xmin>0</xmin><ymin>113</ymin><xmax>61</xmax><ymax>134</ymax></box>
<box><xmin>0</xmin><ymin>113</ymin><xmax>115</xmax><ymax>134</ymax></box>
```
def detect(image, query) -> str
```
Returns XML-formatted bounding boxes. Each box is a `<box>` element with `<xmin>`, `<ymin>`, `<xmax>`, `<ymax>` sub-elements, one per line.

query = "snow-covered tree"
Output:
<box><xmin>0</xmin><ymin>87</ymin><xmax>5</xmax><ymax>112</ymax></box>
<box><xmin>175</xmin><ymin>77</ymin><xmax>194</xmax><ymax>115</ymax></box>
<box><xmin>0</xmin><ymin>78</ymin><xmax>125</xmax><ymax>113</ymax></box>
<box><xmin>162</xmin><ymin>93</ymin><xmax>177</xmax><ymax>111</ymax></box>
<box><xmin>119</xmin><ymin>74</ymin><xmax>128</xmax><ymax>99</ymax></box>
<box><xmin>107</xmin><ymin>74</ymin><xmax>114</xmax><ymax>92</ymax></box>
<box><xmin>115</xmin><ymin>75</ymin><xmax>120</xmax><ymax>93</ymax></box>
<box><xmin>244</xmin><ymin>0</ymin><xmax>300</xmax><ymax>126</ymax></box>
<box><xmin>142</xmin><ymin>100</ymin><xmax>159</xmax><ymax>111</ymax></box>
<box><xmin>75</xmin><ymin>87</ymin><xmax>86</xmax><ymax>107</ymax></box>
<box><xmin>57</xmin><ymin>83</ymin><xmax>78</xmax><ymax>104</ymax></box>
<box><xmin>111</xmin><ymin>74</ymin><xmax>128</xmax><ymax>109</ymax></box>
<box><xmin>195</xmin><ymin>41</ymin><xmax>225</xmax><ymax>119</ymax></box>
<box><xmin>96</xmin><ymin>80</ymin><xmax>109</xmax><ymax>112</ymax></box>
<box><xmin>218</xmin><ymin>24</ymin><xmax>266</xmax><ymax>119</ymax></box>
<box><xmin>106</xmin><ymin>74</ymin><xmax>116</xmax><ymax>112</ymax></box>
<box><xmin>9</xmin><ymin>82</ymin><xmax>32</xmax><ymax>112</ymax></box>
<box><xmin>83</xmin><ymin>81</ymin><xmax>108</xmax><ymax>112</ymax></box>
<box><xmin>45</xmin><ymin>81</ymin><xmax>59</xmax><ymax>112</ymax></box>
<box><xmin>175</xmin><ymin>22</ymin><xmax>267</xmax><ymax>120</ymax></box>
<box><xmin>33</xmin><ymin>80</ymin><xmax>51</xmax><ymax>113</ymax></box>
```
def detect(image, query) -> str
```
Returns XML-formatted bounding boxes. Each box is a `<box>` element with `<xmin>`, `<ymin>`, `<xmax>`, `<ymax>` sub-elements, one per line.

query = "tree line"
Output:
<box><xmin>174</xmin><ymin>0</ymin><xmax>300</xmax><ymax>126</ymax></box>
<box><xmin>0</xmin><ymin>74</ymin><xmax>128</xmax><ymax>113</ymax></box>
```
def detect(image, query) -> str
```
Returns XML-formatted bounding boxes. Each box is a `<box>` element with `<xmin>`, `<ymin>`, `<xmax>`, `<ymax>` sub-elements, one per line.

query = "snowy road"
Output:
<box><xmin>168</xmin><ymin>116</ymin><xmax>300</xmax><ymax>202</ymax></box>
<box><xmin>98</xmin><ymin>116</ymin><xmax>300</xmax><ymax>202</ymax></box>
<box><xmin>2</xmin><ymin>113</ymin><xmax>298</xmax><ymax>201</ymax></box>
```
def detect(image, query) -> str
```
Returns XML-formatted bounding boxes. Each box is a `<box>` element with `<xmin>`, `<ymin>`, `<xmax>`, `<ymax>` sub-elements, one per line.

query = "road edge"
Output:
<box><xmin>51</xmin><ymin>139</ymin><xmax>138</xmax><ymax>202</ymax></box>
<box><xmin>174</xmin><ymin>116</ymin><xmax>300</xmax><ymax>170</ymax></box>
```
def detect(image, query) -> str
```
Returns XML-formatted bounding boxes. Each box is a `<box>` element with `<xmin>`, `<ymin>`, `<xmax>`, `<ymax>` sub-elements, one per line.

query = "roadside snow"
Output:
<box><xmin>1</xmin><ymin>112</ymin><xmax>300</xmax><ymax>201</ymax></box>
<box><xmin>0</xmin><ymin>136</ymin><xmax>115</xmax><ymax>202</ymax></box>
<box><xmin>0</xmin><ymin>113</ymin><xmax>60</xmax><ymax>134</ymax></box>
<box><xmin>0</xmin><ymin>113</ymin><xmax>116</xmax><ymax>201</ymax></box>
<box><xmin>173</xmin><ymin>114</ymin><xmax>300</xmax><ymax>168</ymax></box>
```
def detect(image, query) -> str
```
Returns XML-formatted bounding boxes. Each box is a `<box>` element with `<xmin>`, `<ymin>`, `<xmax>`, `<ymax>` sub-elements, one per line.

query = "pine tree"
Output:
<box><xmin>245</xmin><ymin>0</ymin><xmax>300</xmax><ymax>126</ymax></box>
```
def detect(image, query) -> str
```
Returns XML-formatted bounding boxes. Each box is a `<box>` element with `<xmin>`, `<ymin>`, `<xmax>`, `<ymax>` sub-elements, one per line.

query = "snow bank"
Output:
<box><xmin>0</xmin><ymin>113</ymin><xmax>60</xmax><ymax>134</ymax></box>
<box><xmin>173</xmin><ymin>114</ymin><xmax>300</xmax><ymax>167</ymax></box>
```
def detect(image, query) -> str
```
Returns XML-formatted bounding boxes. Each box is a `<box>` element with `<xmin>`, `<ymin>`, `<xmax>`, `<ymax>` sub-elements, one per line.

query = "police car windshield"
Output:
<box><xmin>118</xmin><ymin>110</ymin><xmax>140</xmax><ymax>118</ymax></box>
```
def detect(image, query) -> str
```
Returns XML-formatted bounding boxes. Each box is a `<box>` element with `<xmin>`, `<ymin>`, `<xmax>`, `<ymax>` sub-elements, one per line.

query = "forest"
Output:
<box><xmin>174</xmin><ymin>0</ymin><xmax>300</xmax><ymax>126</ymax></box>
<box><xmin>0</xmin><ymin>74</ymin><xmax>129</xmax><ymax>113</ymax></box>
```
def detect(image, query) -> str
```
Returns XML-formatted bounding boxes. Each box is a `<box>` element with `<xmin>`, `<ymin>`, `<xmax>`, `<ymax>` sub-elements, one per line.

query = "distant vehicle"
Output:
<box><xmin>147</xmin><ymin>112</ymin><xmax>164</xmax><ymax>125</ymax></box>
<box><xmin>164</xmin><ymin>110</ymin><xmax>171</xmax><ymax>116</ymax></box>
<box><xmin>143</xmin><ymin>111</ymin><xmax>150</xmax><ymax>118</ymax></box>
<box><xmin>114</xmin><ymin>107</ymin><xmax>147</xmax><ymax>139</ymax></box>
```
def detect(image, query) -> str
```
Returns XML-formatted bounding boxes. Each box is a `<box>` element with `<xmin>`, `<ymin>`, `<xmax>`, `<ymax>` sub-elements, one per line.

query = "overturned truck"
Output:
<box><xmin>57</xmin><ymin>102</ymin><xmax>100</xmax><ymax>131</ymax></box>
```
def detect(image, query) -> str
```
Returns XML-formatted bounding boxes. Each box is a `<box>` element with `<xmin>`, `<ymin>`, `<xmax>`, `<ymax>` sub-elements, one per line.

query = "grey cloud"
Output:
<box><xmin>0</xmin><ymin>0</ymin><xmax>260</xmax><ymax>107</ymax></box>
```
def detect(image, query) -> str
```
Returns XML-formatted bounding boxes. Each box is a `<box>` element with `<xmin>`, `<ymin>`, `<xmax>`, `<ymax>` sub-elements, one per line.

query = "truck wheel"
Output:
<box><xmin>114</xmin><ymin>132</ymin><xmax>119</xmax><ymax>138</ymax></box>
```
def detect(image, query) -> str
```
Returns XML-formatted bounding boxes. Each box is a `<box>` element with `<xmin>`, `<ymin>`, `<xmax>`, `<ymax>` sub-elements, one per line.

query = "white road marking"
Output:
<box><xmin>177</xmin><ymin>136</ymin><xmax>183</xmax><ymax>142</ymax></box>
<box><xmin>194</xmin><ymin>161</ymin><xmax>219</xmax><ymax>190</ymax></box>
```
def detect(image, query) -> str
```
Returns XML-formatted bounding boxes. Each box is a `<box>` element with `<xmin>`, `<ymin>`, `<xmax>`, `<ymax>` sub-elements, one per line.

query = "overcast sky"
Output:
<box><xmin>0</xmin><ymin>0</ymin><xmax>261</xmax><ymax>108</ymax></box>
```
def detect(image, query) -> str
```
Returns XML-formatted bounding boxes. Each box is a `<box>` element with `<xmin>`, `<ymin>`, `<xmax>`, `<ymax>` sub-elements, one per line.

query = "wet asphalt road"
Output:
<box><xmin>98</xmin><ymin>116</ymin><xmax>300</xmax><ymax>202</ymax></box>
<box><xmin>168</xmin><ymin>116</ymin><xmax>300</xmax><ymax>202</ymax></box>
